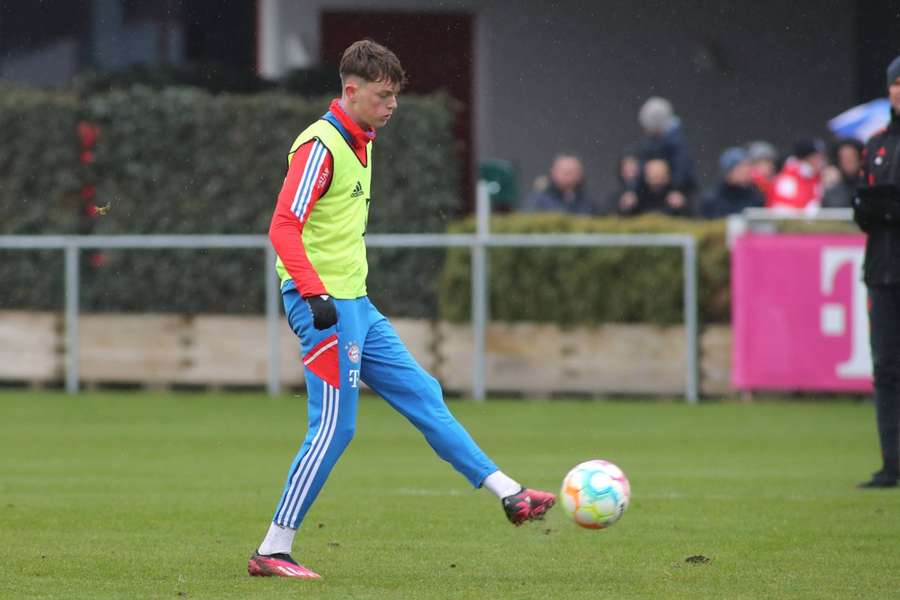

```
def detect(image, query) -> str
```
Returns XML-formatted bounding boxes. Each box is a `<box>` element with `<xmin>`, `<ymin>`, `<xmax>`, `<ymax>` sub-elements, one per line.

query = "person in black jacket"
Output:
<box><xmin>699</xmin><ymin>147</ymin><xmax>765</xmax><ymax>218</ymax></box>
<box><xmin>523</xmin><ymin>154</ymin><xmax>595</xmax><ymax>215</ymax></box>
<box><xmin>823</xmin><ymin>138</ymin><xmax>865</xmax><ymax>208</ymax></box>
<box><xmin>618</xmin><ymin>157</ymin><xmax>689</xmax><ymax>217</ymax></box>
<box><xmin>637</xmin><ymin>97</ymin><xmax>698</xmax><ymax>206</ymax></box>
<box><xmin>604</xmin><ymin>149</ymin><xmax>641</xmax><ymax>216</ymax></box>
<box><xmin>853</xmin><ymin>54</ymin><xmax>900</xmax><ymax>488</ymax></box>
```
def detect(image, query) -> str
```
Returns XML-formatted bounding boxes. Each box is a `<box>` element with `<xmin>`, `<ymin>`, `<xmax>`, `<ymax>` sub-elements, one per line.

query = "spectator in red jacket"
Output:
<box><xmin>766</xmin><ymin>138</ymin><xmax>826</xmax><ymax>212</ymax></box>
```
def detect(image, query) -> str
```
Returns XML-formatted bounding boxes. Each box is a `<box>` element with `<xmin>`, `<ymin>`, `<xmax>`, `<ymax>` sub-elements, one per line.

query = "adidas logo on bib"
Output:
<box><xmin>350</xmin><ymin>181</ymin><xmax>365</xmax><ymax>198</ymax></box>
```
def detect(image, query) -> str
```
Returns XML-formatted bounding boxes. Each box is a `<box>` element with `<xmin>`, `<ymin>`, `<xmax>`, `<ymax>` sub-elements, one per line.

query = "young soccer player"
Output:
<box><xmin>249</xmin><ymin>40</ymin><xmax>555</xmax><ymax>579</ymax></box>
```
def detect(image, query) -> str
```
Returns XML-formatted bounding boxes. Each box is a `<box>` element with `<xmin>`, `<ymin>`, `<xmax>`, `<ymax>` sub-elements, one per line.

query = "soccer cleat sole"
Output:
<box><xmin>247</xmin><ymin>556</ymin><xmax>321</xmax><ymax>579</ymax></box>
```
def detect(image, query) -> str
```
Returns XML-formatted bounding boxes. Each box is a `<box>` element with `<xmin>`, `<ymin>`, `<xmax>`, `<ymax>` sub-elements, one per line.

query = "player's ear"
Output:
<box><xmin>343</xmin><ymin>76</ymin><xmax>361</xmax><ymax>102</ymax></box>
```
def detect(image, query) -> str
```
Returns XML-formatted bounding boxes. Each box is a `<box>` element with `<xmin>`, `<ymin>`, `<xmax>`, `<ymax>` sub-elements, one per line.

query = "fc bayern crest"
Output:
<box><xmin>347</xmin><ymin>342</ymin><xmax>361</xmax><ymax>364</ymax></box>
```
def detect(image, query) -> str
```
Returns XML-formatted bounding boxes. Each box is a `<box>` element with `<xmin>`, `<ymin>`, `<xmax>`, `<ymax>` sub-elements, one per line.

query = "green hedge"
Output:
<box><xmin>0</xmin><ymin>85</ymin><xmax>82</xmax><ymax>309</ymax></box>
<box><xmin>438</xmin><ymin>214</ymin><xmax>731</xmax><ymax>325</ymax></box>
<box><xmin>0</xmin><ymin>85</ymin><xmax>458</xmax><ymax>316</ymax></box>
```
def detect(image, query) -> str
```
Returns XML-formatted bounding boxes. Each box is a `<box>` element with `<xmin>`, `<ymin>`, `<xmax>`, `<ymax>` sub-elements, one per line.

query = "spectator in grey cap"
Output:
<box><xmin>747</xmin><ymin>140</ymin><xmax>778</xmax><ymax>197</ymax></box>
<box><xmin>636</xmin><ymin>97</ymin><xmax>698</xmax><ymax>211</ymax></box>
<box><xmin>698</xmin><ymin>147</ymin><xmax>764</xmax><ymax>218</ymax></box>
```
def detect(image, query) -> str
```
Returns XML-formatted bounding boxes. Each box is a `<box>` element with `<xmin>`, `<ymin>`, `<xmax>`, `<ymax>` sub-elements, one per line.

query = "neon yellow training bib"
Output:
<box><xmin>275</xmin><ymin>119</ymin><xmax>372</xmax><ymax>298</ymax></box>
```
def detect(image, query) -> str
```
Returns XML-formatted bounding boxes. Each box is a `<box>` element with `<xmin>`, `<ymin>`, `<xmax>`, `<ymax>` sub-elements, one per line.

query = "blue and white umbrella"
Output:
<box><xmin>828</xmin><ymin>98</ymin><xmax>891</xmax><ymax>142</ymax></box>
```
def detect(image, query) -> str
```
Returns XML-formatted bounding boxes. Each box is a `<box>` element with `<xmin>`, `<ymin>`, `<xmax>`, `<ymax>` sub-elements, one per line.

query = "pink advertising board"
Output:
<box><xmin>731</xmin><ymin>233</ymin><xmax>872</xmax><ymax>392</ymax></box>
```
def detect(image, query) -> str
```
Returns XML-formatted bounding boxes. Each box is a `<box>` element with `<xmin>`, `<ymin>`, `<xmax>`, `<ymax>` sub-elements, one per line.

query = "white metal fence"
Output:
<box><xmin>0</xmin><ymin>184</ymin><xmax>699</xmax><ymax>402</ymax></box>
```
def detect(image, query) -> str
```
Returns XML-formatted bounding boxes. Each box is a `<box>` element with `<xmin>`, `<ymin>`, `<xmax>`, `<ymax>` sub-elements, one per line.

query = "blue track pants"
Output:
<box><xmin>272</xmin><ymin>290</ymin><xmax>498</xmax><ymax>529</ymax></box>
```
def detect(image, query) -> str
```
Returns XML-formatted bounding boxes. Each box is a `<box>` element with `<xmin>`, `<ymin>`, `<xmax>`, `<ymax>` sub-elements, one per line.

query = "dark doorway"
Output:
<box><xmin>321</xmin><ymin>11</ymin><xmax>474</xmax><ymax>213</ymax></box>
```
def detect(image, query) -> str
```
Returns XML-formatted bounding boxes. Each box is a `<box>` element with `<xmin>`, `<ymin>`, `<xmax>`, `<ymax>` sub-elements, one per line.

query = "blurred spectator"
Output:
<box><xmin>747</xmin><ymin>140</ymin><xmax>778</xmax><ymax>198</ymax></box>
<box><xmin>603</xmin><ymin>149</ymin><xmax>641</xmax><ymax>216</ymax></box>
<box><xmin>524</xmin><ymin>154</ymin><xmax>594</xmax><ymax>215</ymax></box>
<box><xmin>766</xmin><ymin>138</ymin><xmax>826</xmax><ymax>212</ymax></box>
<box><xmin>637</xmin><ymin>97</ymin><xmax>698</xmax><ymax>207</ymax></box>
<box><xmin>619</xmin><ymin>157</ymin><xmax>689</xmax><ymax>216</ymax></box>
<box><xmin>699</xmin><ymin>147</ymin><xmax>765</xmax><ymax>218</ymax></box>
<box><xmin>822</xmin><ymin>138</ymin><xmax>865</xmax><ymax>208</ymax></box>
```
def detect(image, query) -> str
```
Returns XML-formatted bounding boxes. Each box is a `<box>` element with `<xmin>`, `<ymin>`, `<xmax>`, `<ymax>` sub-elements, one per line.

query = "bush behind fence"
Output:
<box><xmin>0</xmin><ymin>84</ymin><xmax>459</xmax><ymax>316</ymax></box>
<box><xmin>438</xmin><ymin>214</ymin><xmax>730</xmax><ymax>325</ymax></box>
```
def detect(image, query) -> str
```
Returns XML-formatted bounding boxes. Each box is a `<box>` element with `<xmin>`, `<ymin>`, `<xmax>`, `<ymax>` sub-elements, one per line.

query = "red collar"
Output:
<box><xmin>329</xmin><ymin>99</ymin><xmax>376</xmax><ymax>149</ymax></box>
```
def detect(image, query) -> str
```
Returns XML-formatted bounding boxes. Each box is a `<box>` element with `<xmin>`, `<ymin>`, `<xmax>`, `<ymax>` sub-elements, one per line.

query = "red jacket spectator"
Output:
<box><xmin>766</xmin><ymin>139</ymin><xmax>825</xmax><ymax>210</ymax></box>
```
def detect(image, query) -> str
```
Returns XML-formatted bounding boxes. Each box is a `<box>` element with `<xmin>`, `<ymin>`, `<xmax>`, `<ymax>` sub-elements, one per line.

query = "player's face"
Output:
<box><xmin>890</xmin><ymin>77</ymin><xmax>900</xmax><ymax>112</ymax></box>
<box><xmin>348</xmin><ymin>78</ymin><xmax>400</xmax><ymax>130</ymax></box>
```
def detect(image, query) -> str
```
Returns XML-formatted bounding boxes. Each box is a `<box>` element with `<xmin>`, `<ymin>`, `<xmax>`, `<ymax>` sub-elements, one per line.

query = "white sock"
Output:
<box><xmin>482</xmin><ymin>470</ymin><xmax>522</xmax><ymax>500</ymax></box>
<box><xmin>258</xmin><ymin>522</ymin><xmax>296</xmax><ymax>556</ymax></box>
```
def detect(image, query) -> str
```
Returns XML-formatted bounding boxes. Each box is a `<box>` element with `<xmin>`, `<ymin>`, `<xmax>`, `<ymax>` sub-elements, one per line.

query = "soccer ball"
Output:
<box><xmin>560</xmin><ymin>459</ymin><xmax>630</xmax><ymax>529</ymax></box>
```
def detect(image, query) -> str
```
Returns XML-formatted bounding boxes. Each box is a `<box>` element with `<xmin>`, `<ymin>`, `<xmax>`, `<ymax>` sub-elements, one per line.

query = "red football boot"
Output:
<box><xmin>502</xmin><ymin>487</ymin><xmax>556</xmax><ymax>525</ymax></box>
<box><xmin>247</xmin><ymin>551</ymin><xmax>321</xmax><ymax>579</ymax></box>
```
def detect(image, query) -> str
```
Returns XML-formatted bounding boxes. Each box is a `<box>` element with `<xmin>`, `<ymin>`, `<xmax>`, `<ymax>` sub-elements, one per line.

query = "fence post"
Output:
<box><xmin>683</xmin><ymin>238</ymin><xmax>699</xmax><ymax>404</ymax></box>
<box><xmin>64</xmin><ymin>241</ymin><xmax>80</xmax><ymax>395</ymax></box>
<box><xmin>471</xmin><ymin>181</ymin><xmax>490</xmax><ymax>401</ymax></box>
<box><xmin>265</xmin><ymin>244</ymin><xmax>281</xmax><ymax>396</ymax></box>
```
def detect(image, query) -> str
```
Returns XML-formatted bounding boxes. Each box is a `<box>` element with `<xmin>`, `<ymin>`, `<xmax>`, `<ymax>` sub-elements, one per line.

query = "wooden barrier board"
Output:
<box><xmin>0</xmin><ymin>311</ymin><xmax>730</xmax><ymax>395</ymax></box>
<box><xmin>0</xmin><ymin>311</ymin><xmax>61</xmax><ymax>381</ymax></box>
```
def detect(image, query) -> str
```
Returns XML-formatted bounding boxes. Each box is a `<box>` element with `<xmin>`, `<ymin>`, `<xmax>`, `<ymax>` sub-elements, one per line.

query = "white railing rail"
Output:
<box><xmin>726</xmin><ymin>207</ymin><xmax>855</xmax><ymax>246</ymax></box>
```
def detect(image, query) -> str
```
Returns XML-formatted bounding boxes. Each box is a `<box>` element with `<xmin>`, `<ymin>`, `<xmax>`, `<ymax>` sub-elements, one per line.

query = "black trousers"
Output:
<box><xmin>868</xmin><ymin>285</ymin><xmax>900</xmax><ymax>470</ymax></box>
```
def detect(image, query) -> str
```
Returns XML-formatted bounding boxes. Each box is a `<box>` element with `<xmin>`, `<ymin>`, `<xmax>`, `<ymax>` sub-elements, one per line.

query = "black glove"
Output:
<box><xmin>852</xmin><ymin>195</ymin><xmax>873</xmax><ymax>232</ymax></box>
<box><xmin>306</xmin><ymin>294</ymin><xmax>337</xmax><ymax>330</ymax></box>
<box><xmin>854</xmin><ymin>184</ymin><xmax>900</xmax><ymax>230</ymax></box>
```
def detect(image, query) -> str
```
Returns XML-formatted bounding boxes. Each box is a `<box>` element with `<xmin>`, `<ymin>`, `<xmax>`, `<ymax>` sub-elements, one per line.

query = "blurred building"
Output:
<box><xmin>2</xmin><ymin>0</ymin><xmax>899</xmax><ymax>212</ymax></box>
<box><xmin>0</xmin><ymin>0</ymin><xmax>255</xmax><ymax>85</ymax></box>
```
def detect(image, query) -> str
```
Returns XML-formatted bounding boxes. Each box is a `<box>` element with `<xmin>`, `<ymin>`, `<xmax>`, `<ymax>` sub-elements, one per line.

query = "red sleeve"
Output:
<box><xmin>268</xmin><ymin>139</ymin><xmax>333</xmax><ymax>297</ymax></box>
<box><xmin>764</xmin><ymin>174</ymin><xmax>780</xmax><ymax>207</ymax></box>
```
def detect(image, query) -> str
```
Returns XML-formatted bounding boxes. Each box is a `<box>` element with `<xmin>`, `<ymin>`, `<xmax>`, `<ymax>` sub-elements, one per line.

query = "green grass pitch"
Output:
<box><xmin>2</xmin><ymin>391</ymin><xmax>899</xmax><ymax>599</ymax></box>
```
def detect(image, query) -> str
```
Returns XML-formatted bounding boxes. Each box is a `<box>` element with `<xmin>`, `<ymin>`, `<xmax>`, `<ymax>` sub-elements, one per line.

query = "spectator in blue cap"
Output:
<box><xmin>698</xmin><ymin>147</ymin><xmax>764</xmax><ymax>218</ymax></box>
